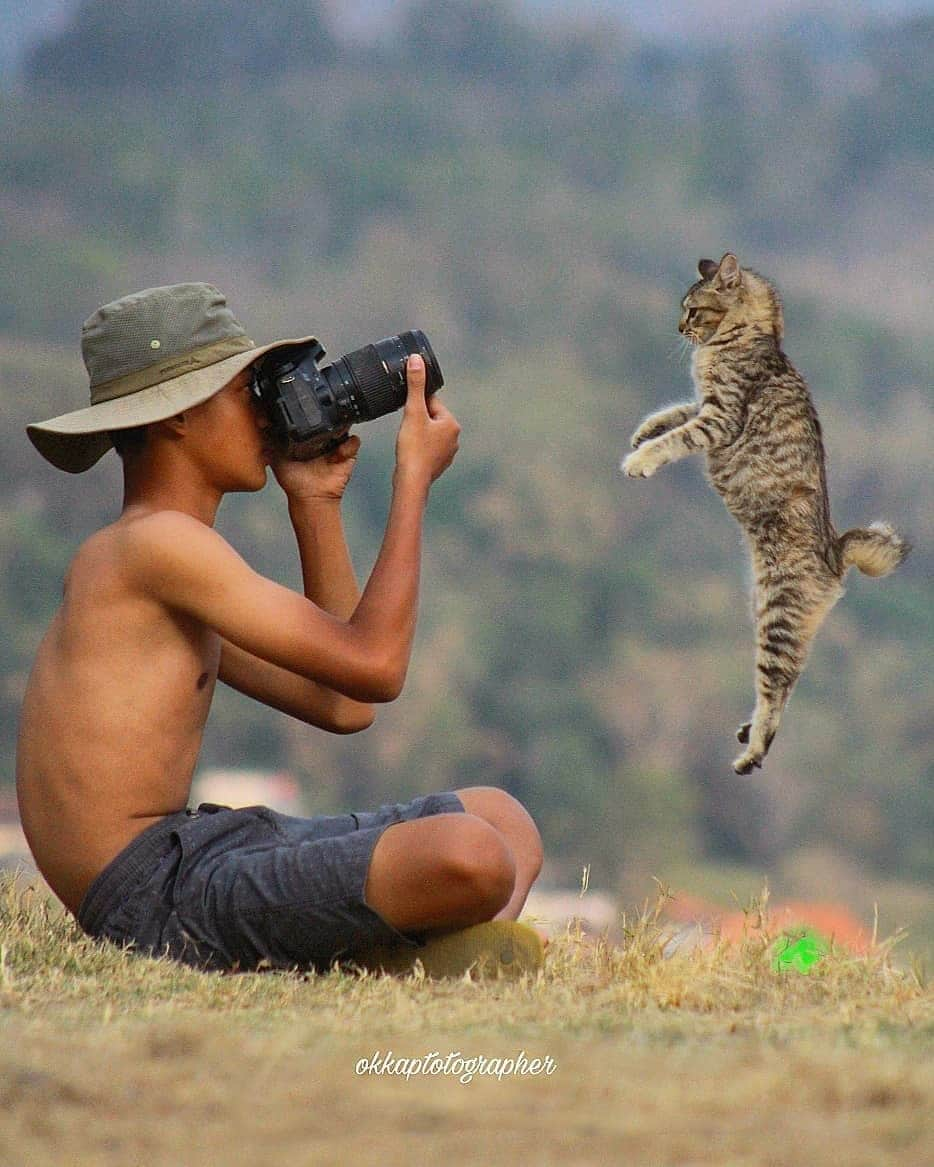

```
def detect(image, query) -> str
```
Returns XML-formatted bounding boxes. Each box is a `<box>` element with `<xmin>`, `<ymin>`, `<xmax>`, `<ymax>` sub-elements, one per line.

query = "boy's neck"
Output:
<box><xmin>120</xmin><ymin>450</ymin><xmax>223</xmax><ymax>527</ymax></box>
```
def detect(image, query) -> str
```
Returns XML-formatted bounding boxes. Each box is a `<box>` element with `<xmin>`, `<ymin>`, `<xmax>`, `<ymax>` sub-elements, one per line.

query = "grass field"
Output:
<box><xmin>1</xmin><ymin>871</ymin><xmax>931</xmax><ymax>1167</ymax></box>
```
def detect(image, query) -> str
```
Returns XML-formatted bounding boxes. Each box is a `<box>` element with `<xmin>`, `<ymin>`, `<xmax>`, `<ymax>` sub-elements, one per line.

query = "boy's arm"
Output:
<box><xmin>218</xmin><ymin>436</ymin><xmax>375</xmax><ymax>731</ymax></box>
<box><xmin>123</xmin><ymin>357</ymin><xmax>459</xmax><ymax>711</ymax></box>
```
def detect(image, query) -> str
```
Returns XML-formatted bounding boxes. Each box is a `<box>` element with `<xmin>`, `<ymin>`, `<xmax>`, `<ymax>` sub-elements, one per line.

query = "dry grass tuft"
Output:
<box><xmin>1</xmin><ymin>869</ymin><xmax>930</xmax><ymax>1036</ymax></box>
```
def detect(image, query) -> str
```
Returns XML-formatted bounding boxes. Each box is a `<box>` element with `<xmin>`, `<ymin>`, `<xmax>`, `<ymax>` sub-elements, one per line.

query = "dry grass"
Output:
<box><xmin>1</xmin><ymin>871</ymin><xmax>931</xmax><ymax>1166</ymax></box>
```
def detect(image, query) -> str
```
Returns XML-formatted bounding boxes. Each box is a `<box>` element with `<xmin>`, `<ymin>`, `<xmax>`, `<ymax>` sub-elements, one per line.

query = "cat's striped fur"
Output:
<box><xmin>622</xmin><ymin>253</ymin><xmax>909</xmax><ymax>774</ymax></box>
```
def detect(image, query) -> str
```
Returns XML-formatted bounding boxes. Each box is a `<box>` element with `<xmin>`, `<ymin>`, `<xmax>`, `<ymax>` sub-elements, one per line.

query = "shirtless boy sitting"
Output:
<box><xmin>17</xmin><ymin>282</ymin><xmax>543</xmax><ymax>975</ymax></box>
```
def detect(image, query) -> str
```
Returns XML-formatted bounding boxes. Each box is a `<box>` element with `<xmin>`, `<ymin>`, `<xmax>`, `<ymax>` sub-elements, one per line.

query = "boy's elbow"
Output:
<box><xmin>329</xmin><ymin>702</ymin><xmax>377</xmax><ymax>734</ymax></box>
<box><xmin>365</xmin><ymin>656</ymin><xmax>408</xmax><ymax>703</ymax></box>
<box><xmin>337</xmin><ymin>641</ymin><xmax>408</xmax><ymax>703</ymax></box>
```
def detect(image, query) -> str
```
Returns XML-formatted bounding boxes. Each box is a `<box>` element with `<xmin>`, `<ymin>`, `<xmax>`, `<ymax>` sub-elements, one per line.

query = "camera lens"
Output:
<box><xmin>327</xmin><ymin>330</ymin><xmax>443</xmax><ymax>422</ymax></box>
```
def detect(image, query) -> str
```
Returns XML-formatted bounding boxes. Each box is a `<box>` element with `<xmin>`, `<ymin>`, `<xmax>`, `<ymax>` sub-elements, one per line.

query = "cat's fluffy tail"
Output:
<box><xmin>837</xmin><ymin>522</ymin><xmax>911</xmax><ymax>577</ymax></box>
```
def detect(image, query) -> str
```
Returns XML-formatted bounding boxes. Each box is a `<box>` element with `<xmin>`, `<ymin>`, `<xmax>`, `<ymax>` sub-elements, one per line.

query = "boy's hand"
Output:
<box><xmin>395</xmin><ymin>355</ymin><xmax>460</xmax><ymax>489</ymax></box>
<box><xmin>271</xmin><ymin>433</ymin><xmax>361</xmax><ymax>503</ymax></box>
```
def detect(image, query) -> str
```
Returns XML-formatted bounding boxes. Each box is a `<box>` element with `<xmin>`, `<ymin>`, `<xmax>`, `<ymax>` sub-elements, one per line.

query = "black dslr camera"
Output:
<box><xmin>252</xmin><ymin>330</ymin><xmax>444</xmax><ymax>460</ymax></box>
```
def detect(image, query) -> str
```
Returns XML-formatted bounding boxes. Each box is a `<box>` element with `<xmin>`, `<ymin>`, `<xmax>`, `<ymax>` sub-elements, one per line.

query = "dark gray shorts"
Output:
<box><xmin>76</xmin><ymin>793</ymin><xmax>465</xmax><ymax>972</ymax></box>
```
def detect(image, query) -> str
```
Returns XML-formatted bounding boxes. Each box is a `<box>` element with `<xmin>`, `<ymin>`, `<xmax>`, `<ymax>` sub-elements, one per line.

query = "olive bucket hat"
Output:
<box><xmin>27</xmin><ymin>282</ymin><xmax>315</xmax><ymax>473</ymax></box>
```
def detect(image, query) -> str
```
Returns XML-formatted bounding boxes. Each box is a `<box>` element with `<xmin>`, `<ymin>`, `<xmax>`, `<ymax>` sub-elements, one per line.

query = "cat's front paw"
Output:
<box><xmin>630</xmin><ymin>420</ymin><xmax>668</xmax><ymax>449</ymax></box>
<box><xmin>622</xmin><ymin>444</ymin><xmax>663</xmax><ymax>478</ymax></box>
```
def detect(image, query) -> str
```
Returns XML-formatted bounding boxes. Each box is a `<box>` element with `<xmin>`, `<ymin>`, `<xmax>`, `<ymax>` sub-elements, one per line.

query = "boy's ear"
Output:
<box><xmin>155</xmin><ymin>412</ymin><xmax>187</xmax><ymax>439</ymax></box>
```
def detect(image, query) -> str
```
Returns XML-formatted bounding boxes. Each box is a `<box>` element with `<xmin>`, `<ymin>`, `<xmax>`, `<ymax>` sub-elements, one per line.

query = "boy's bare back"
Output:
<box><xmin>17</xmin><ymin>513</ymin><xmax>221</xmax><ymax>912</ymax></box>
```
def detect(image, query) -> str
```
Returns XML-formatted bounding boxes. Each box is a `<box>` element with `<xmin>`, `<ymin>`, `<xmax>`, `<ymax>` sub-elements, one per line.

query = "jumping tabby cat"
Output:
<box><xmin>622</xmin><ymin>253</ymin><xmax>909</xmax><ymax>774</ymax></box>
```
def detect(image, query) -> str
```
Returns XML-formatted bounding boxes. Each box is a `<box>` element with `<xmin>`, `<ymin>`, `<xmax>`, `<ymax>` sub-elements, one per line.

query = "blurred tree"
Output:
<box><xmin>0</xmin><ymin>4</ymin><xmax>930</xmax><ymax>895</ymax></box>
<box><xmin>690</xmin><ymin>47</ymin><xmax>756</xmax><ymax>202</ymax></box>
<box><xmin>27</xmin><ymin>0</ymin><xmax>336</xmax><ymax>90</ymax></box>
<box><xmin>401</xmin><ymin>0</ymin><xmax>537</xmax><ymax>84</ymax></box>
<box><xmin>834</xmin><ymin>16</ymin><xmax>934</xmax><ymax>183</ymax></box>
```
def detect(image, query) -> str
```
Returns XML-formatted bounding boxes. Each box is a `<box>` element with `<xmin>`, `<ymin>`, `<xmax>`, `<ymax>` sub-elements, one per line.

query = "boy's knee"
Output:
<box><xmin>456</xmin><ymin>786</ymin><xmax>543</xmax><ymax>877</ymax></box>
<box><xmin>442</xmin><ymin>815</ymin><xmax>516</xmax><ymax>917</ymax></box>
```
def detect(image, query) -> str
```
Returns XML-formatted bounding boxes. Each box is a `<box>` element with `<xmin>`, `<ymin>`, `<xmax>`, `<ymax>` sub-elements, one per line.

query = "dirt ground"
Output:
<box><xmin>2</xmin><ymin>1015</ymin><xmax>931</xmax><ymax>1166</ymax></box>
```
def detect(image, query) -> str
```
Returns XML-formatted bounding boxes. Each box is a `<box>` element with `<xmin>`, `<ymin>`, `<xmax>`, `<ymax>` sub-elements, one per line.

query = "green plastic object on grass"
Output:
<box><xmin>771</xmin><ymin>929</ymin><xmax>830</xmax><ymax>974</ymax></box>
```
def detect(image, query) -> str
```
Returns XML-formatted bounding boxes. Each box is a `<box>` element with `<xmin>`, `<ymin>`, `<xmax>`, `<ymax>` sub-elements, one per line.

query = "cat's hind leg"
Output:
<box><xmin>733</xmin><ymin>574</ymin><xmax>842</xmax><ymax>774</ymax></box>
<box><xmin>733</xmin><ymin>663</ymin><xmax>791</xmax><ymax>775</ymax></box>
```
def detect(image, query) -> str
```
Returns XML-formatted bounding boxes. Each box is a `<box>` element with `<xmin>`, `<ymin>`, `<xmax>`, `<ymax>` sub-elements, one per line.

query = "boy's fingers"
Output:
<box><xmin>330</xmin><ymin>434</ymin><xmax>361</xmax><ymax>460</ymax></box>
<box><xmin>426</xmin><ymin>394</ymin><xmax>451</xmax><ymax>421</ymax></box>
<box><xmin>404</xmin><ymin>355</ymin><xmax>426</xmax><ymax>412</ymax></box>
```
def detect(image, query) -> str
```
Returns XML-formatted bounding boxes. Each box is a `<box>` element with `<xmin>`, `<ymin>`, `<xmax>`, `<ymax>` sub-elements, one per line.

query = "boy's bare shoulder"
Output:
<box><xmin>117</xmin><ymin>507</ymin><xmax>221</xmax><ymax>542</ymax></box>
<box><xmin>114</xmin><ymin>510</ymin><xmax>239</xmax><ymax>572</ymax></box>
<box><xmin>102</xmin><ymin>510</ymin><xmax>258</xmax><ymax>619</ymax></box>
<box><xmin>64</xmin><ymin>511</ymin><xmax>242</xmax><ymax>612</ymax></box>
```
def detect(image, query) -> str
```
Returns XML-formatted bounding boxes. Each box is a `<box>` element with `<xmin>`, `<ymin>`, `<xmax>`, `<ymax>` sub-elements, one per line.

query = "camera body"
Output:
<box><xmin>252</xmin><ymin>330</ymin><xmax>444</xmax><ymax>460</ymax></box>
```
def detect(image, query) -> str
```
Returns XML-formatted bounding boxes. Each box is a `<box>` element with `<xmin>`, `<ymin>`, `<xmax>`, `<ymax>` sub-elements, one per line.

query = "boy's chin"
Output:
<box><xmin>233</xmin><ymin>464</ymin><xmax>268</xmax><ymax>492</ymax></box>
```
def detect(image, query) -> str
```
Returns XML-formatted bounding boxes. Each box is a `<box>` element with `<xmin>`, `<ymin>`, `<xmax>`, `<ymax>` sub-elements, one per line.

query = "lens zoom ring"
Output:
<box><xmin>346</xmin><ymin>346</ymin><xmax>400</xmax><ymax>420</ymax></box>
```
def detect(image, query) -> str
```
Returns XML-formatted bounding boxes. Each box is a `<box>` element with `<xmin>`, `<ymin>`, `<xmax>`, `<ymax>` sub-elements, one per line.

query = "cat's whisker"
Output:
<box><xmin>666</xmin><ymin>342</ymin><xmax>686</xmax><ymax>367</ymax></box>
<box><xmin>675</xmin><ymin>336</ymin><xmax>692</xmax><ymax>368</ymax></box>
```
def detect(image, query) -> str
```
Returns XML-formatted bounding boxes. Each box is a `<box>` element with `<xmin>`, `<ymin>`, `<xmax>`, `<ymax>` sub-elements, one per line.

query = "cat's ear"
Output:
<box><xmin>698</xmin><ymin>258</ymin><xmax>719</xmax><ymax>280</ymax></box>
<box><xmin>718</xmin><ymin>253</ymin><xmax>742</xmax><ymax>288</ymax></box>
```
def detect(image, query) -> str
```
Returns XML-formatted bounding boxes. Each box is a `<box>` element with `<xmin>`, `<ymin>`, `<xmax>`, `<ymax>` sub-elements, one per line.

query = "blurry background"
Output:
<box><xmin>0</xmin><ymin>1</ymin><xmax>930</xmax><ymax>950</ymax></box>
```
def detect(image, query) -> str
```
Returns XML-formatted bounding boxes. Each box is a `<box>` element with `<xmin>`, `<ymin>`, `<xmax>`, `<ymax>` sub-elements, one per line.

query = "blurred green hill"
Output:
<box><xmin>0</xmin><ymin>1</ymin><xmax>930</xmax><ymax>935</ymax></box>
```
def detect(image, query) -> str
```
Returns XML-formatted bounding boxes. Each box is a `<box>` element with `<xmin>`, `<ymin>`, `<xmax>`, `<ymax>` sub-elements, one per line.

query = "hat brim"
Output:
<box><xmin>27</xmin><ymin>335</ymin><xmax>315</xmax><ymax>473</ymax></box>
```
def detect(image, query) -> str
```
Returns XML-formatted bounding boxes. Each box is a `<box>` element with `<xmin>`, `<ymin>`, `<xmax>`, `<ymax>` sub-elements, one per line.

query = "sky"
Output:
<box><xmin>5</xmin><ymin>0</ymin><xmax>934</xmax><ymax>70</ymax></box>
<box><xmin>330</xmin><ymin>0</ymin><xmax>934</xmax><ymax>43</ymax></box>
<box><xmin>539</xmin><ymin>0</ymin><xmax>934</xmax><ymax>36</ymax></box>
<box><xmin>334</xmin><ymin>0</ymin><xmax>934</xmax><ymax>42</ymax></box>
<box><xmin>613</xmin><ymin>0</ymin><xmax>932</xmax><ymax>39</ymax></box>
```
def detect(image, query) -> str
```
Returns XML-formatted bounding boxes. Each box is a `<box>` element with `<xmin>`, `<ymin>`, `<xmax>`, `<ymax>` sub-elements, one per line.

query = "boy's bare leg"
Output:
<box><xmin>364</xmin><ymin>813</ymin><xmax>515</xmax><ymax>933</ymax></box>
<box><xmin>364</xmin><ymin>789</ymin><xmax>542</xmax><ymax>934</ymax></box>
<box><xmin>453</xmin><ymin>787</ymin><xmax>543</xmax><ymax>920</ymax></box>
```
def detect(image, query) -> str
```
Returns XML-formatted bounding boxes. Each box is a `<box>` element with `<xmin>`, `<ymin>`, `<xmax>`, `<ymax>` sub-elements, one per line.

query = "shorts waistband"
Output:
<box><xmin>77</xmin><ymin>810</ymin><xmax>192</xmax><ymax>936</ymax></box>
